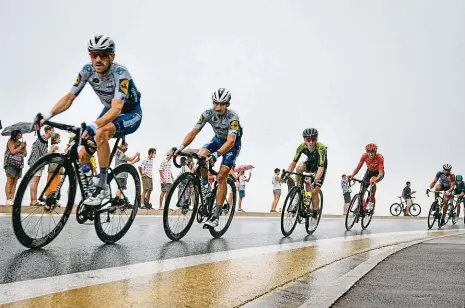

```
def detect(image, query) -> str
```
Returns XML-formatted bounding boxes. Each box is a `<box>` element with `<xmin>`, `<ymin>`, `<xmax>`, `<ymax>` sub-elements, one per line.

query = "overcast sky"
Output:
<box><xmin>1</xmin><ymin>0</ymin><xmax>464</xmax><ymax>215</ymax></box>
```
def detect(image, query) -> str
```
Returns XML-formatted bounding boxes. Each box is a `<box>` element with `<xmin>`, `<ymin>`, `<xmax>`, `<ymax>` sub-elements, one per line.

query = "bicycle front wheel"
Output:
<box><xmin>345</xmin><ymin>193</ymin><xmax>360</xmax><ymax>231</ymax></box>
<box><xmin>281</xmin><ymin>186</ymin><xmax>301</xmax><ymax>237</ymax></box>
<box><xmin>305</xmin><ymin>189</ymin><xmax>324</xmax><ymax>235</ymax></box>
<box><xmin>408</xmin><ymin>203</ymin><xmax>421</xmax><ymax>216</ymax></box>
<box><xmin>361</xmin><ymin>200</ymin><xmax>375</xmax><ymax>230</ymax></box>
<box><xmin>209</xmin><ymin>176</ymin><xmax>237</xmax><ymax>238</ymax></box>
<box><xmin>427</xmin><ymin>201</ymin><xmax>439</xmax><ymax>229</ymax></box>
<box><xmin>389</xmin><ymin>203</ymin><xmax>402</xmax><ymax>216</ymax></box>
<box><xmin>94</xmin><ymin>163</ymin><xmax>140</xmax><ymax>243</ymax></box>
<box><xmin>12</xmin><ymin>153</ymin><xmax>77</xmax><ymax>248</ymax></box>
<box><xmin>163</xmin><ymin>172</ymin><xmax>199</xmax><ymax>241</ymax></box>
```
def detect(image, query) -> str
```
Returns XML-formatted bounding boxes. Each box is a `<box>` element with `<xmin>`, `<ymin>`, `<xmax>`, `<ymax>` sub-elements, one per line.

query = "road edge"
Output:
<box><xmin>298</xmin><ymin>232</ymin><xmax>465</xmax><ymax>308</ymax></box>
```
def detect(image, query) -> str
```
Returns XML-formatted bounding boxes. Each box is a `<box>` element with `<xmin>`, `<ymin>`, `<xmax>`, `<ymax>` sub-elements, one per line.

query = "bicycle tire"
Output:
<box><xmin>281</xmin><ymin>186</ymin><xmax>301</xmax><ymax>237</ymax></box>
<box><xmin>389</xmin><ymin>203</ymin><xmax>402</xmax><ymax>216</ymax></box>
<box><xmin>408</xmin><ymin>203</ymin><xmax>421</xmax><ymax>216</ymax></box>
<box><xmin>94</xmin><ymin>164</ymin><xmax>140</xmax><ymax>243</ymax></box>
<box><xmin>305</xmin><ymin>189</ymin><xmax>324</xmax><ymax>235</ymax></box>
<box><xmin>163</xmin><ymin>172</ymin><xmax>199</xmax><ymax>241</ymax></box>
<box><xmin>361</xmin><ymin>200</ymin><xmax>375</xmax><ymax>230</ymax></box>
<box><xmin>427</xmin><ymin>201</ymin><xmax>438</xmax><ymax>229</ymax></box>
<box><xmin>345</xmin><ymin>193</ymin><xmax>360</xmax><ymax>231</ymax></box>
<box><xmin>209</xmin><ymin>177</ymin><xmax>237</xmax><ymax>238</ymax></box>
<box><xmin>12</xmin><ymin>153</ymin><xmax>77</xmax><ymax>248</ymax></box>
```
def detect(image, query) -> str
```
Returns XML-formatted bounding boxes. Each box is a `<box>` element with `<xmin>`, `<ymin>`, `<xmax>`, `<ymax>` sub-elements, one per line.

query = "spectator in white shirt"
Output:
<box><xmin>341</xmin><ymin>174</ymin><xmax>352</xmax><ymax>215</ymax></box>
<box><xmin>237</xmin><ymin>170</ymin><xmax>252</xmax><ymax>212</ymax></box>
<box><xmin>270</xmin><ymin>168</ymin><xmax>281</xmax><ymax>213</ymax></box>
<box><xmin>138</xmin><ymin>148</ymin><xmax>156</xmax><ymax>209</ymax></box>
<box><xmin>159</xmin><ymin>151</ymin><xmax>174</xmax><ymax>210</ymax></box>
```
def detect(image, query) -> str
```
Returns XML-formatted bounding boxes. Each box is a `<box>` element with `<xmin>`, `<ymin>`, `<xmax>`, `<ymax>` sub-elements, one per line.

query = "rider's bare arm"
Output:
<box><xmin>179</xmin><ymin>128</ymin><xmax>201</xmax><ymax>150</ymax></box>
<box><xmin>314</xmin><ymin>166</ymin><xmax>324</xmax><ymax>182</ymax></box>
<box><xmin>375</xmin><ymin>170</ymin><xmax>384</xmax><ymax>182</ymax></box>
<box><xmin>352</xmin><ymin>156</ymin><xmax>364</xmax><ymax>176</ymax></box>
<box><xmin>287</xmin><ymin>161</ymin><xmax>297</xmax><ymax>174</ymax></box>
<box><xmin>430</xmin><ymin>177</ymin><xmax>438</xmax><ymax>189</ymax></box>
<box><xmin>47</xmin><ymin>93</ymin><xmax>77</xmax><ymax>120</ymax></box>
<box><xmin>95</xmin><ymin>98</ymin><xmax>123</xmax><ymax>128</ymax></box>
<box><xmin>216</xmin><ymin>133</ymin><xmax>235</xmax><ymax>156</ymax></box>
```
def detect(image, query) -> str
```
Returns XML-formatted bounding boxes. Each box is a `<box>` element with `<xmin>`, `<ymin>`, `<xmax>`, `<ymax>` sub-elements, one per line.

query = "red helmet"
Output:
<box><xmin>365</xmin><ymin>143</ymin><xmax>378</xmax><ymax>152</ymax></box>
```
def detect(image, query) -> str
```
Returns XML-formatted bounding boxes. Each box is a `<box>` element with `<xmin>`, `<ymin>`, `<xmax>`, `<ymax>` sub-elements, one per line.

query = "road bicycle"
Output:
<box><xmin>389</xmin><ymin>196</ymin><xmax>421</xmax><ymax>216</ymax></box>
<box><xmin>345</xmin><ymin>178</ymin><xmax>376</xmax><ymax>231</ymax></box>
<box><xmin>12</xmin><ymin>114</ymin><xmax>140</xmax><ymax>248</ymax></box>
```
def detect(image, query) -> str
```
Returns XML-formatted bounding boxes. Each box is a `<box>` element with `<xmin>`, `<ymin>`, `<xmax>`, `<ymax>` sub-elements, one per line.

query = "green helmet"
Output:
<box><xmin>457</xmin><ymin>175</ymin><xmax>463</xmax><ymax>181</ymax></box>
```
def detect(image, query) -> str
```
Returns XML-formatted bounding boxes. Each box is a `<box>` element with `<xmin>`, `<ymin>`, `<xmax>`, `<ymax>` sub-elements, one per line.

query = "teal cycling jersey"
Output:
<box><xmin>454</xmin><ymin>182</ymin><xmax>465</xmax><ymax>194</ymax></box>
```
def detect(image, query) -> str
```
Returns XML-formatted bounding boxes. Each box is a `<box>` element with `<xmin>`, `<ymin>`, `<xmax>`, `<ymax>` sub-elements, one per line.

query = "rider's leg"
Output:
<box><xmin>458</xmin><ymin>193</ymin><xmax>464</xmax><ymax>218</ymax></box>
<box><xmin>311</xmin><ymin>186</ymin><xmax>320</xmax><ymax>211</ymax></box>
<box><xmin>198</xmin><ymin>149</ymin><xmax>211</xmax><ymax>184</ymax></box>
<box><xmin>94</xmin><ymin>123</ymin><xmax>116</xmax><ymax>188</ymax></box>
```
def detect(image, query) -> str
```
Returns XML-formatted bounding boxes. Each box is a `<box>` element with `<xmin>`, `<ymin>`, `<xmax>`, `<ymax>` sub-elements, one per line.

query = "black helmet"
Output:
<box><xmin>302</xmin><ymin>128</ymin><xmax>318</xmax><ymax>138</ymax></box>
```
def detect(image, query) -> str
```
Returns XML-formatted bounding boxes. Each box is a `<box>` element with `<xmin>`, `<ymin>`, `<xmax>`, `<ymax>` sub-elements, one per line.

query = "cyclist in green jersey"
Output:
<box><xmin>454</xmin><ymin>174</ymin><xmax>465</xmax><ymax>220</ymax></box>
<box><xmin>284</xmin><ymin>128</ymin><xmax>327</xmax><ymax>218</ymax></box>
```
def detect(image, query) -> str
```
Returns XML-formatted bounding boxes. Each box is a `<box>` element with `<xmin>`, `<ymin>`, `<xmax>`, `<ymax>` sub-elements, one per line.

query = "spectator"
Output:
<box><xmin>237</xmin><ymin>170</ymin><xmax>252</xmax><ymax>212</ymax></box>
<box><xmin>138</xmin><ymin>148</ymin><xmax>156</xmax><ymax>209</ymax></box>
<box><xmin>114</xmin><ymin>142</ymin><xmax>140</xmax><ymax>201</ymax></box>
<box><xmin>4</xmin><ymin>130</ymin><xmax>27</xmax><ymax>205</ymax></box>
<box><xmin>45</xmin><ymin>133</ymin><xmax>62</xmax><ymax>203</ymax></box>
<box><xmin>341</xmin><ymin>174</ymin><xmax>352</xmax><ymax>215</ymax></box>
<box><xmin>270</xmin><ymin>168</ymin><xmax>281</xmax><ymax>213</ymax></box>
<box><xmin>402</xmin><ymin>181</ymin><xmax>416</xmax><ymax>216</ymax></box>
<box><xmin>28</xmin><ymin>126</ymin><xmax>54</xmax><ymax>206</ymax></box>
<box><xmin>159</xmin><ymin>151</ymin><xmax>174</xmax><ymax>210</ymax></box>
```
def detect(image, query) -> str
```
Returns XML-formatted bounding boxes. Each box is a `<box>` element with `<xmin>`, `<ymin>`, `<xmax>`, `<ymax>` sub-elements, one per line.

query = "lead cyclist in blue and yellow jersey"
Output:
<box><xmin>40</xmin><ymin>34</ymin><xmax>142</xmax><ymax>207</ymax></box>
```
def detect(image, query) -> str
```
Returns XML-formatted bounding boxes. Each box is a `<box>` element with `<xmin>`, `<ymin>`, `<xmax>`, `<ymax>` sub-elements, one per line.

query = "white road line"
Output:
<box><xmin>0</xmin><ymin>228</ymin><xmax>461</xmax><ymax>305</ymax></box>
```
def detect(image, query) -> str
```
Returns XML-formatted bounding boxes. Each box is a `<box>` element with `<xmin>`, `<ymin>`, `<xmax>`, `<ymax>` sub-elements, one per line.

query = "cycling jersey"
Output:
<box><xmin>356</xmin><ymin>153</ymin><xmax>384</xmax><ymax>173</ymax></box>
<box><xmin>454</xmin><ymin>181</ymin><xmax>465</xmax><ymax>194</ymax></box>
<box><xmin>293</xmin><ymin>142</ymin><xmax>327</xmax><ymax>172</ymax></box>
<box><xmin>194</xmin><ymin>108</ymin><xmax>242</xmax><ymax>140</ymax></box>
<box><xmin>435</xmin><ymin>171</ymin><xmax>455</xmax><ymax>188</ymax></box>
<box><xmin>70</xmin><ymin>62</ymin><xmax>141</xmax><ymax>114</ymax></box>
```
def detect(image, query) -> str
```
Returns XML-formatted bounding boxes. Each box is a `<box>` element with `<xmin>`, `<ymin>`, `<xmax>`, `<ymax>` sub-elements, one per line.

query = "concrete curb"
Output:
<box><xmin>298</xmin><ymin>232</ymin><xmax>465</xmax><ymax>308</ymax></box>
<box><xmin>0</xmin><ymin>205</ymin><xmax>426</xmax><ymax>219</ymax></box>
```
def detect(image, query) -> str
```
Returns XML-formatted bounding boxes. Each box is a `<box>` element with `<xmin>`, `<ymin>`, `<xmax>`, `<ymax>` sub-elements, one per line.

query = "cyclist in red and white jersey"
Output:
<box><xmin>348</xmin><ymin>143</ymin><xmax>384</xmax><ymax>211</ymax></box>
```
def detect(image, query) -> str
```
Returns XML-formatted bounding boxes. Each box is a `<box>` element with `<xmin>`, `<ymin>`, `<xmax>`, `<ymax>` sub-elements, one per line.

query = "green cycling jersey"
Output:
<box><xmin>293</xmin><ymin>141</ymin><xmax>327</xmax><ymax>173</ymax></box>
<box><xmin>454</xmin><ymin>181</ymin><xmax>465</xmax><ymax>194</ymax></box>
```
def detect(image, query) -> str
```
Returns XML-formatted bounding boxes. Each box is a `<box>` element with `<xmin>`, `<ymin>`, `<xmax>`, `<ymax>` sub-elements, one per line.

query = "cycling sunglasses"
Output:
<box><xmin>213</xmin><ymin>101</ymin><xmax>228</xmax><ymax>106</ymax></box>
<box><xmin>304</xmin><ymin>136</ymin><xmax>317</xmax><ymax>142</ymax></box>
<box><xmin>89</xmin><ymin>52</ymin><xmax>111</xmax><ymax>60</ymax></box>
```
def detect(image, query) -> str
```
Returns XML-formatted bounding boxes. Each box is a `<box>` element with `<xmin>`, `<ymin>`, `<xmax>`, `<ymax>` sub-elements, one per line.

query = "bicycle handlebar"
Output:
<box><xmin>280</xmin><ymin>169</ymin><xmax>315</xmax><ymax>180</ymax></box>
<box><xmin>171</xmin><ymin>148</ymin><xmax>217</xmax><ymax>175</ymax></box>
<box><xmin>349</xmin><ymin>177</ymin><xmax>370</xmax><ymax>187</ymax></box>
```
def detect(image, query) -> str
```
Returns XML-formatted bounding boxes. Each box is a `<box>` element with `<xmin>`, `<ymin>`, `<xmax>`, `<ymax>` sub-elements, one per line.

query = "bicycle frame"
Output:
<box><xmin>34</xmin><ymin>118</ymin><xmax>125</xmax><ymax>209</ymax></box>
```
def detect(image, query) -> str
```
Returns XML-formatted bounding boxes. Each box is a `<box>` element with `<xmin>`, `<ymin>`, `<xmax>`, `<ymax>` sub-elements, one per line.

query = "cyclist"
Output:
<box><xmin>173</xmin><ymin>88</ymin><xmax>242</xmax><ymax>228</ymax></box>
<box><xmin>39</xmin><ymin>34</ymin><xmax>142</xmax><ymax>207</ymax></box>
<box><xmin>453</xmin><ymin>174</ymin><xmax>464</xmax><ymax>221</ymax></box>
<box><xmin>429</xmin><ymin>164</ymin><xmax>455</xmax><ymax>226</ymax></box>
<box><xmin>348</xmin><ymin>143</ymin><xmax>384</xmax><ymax>212</ymax></box>
<box><xmin>283</xmin><ymin>128</ymin><xmax>327</xmax><ymax>219</ymax></box>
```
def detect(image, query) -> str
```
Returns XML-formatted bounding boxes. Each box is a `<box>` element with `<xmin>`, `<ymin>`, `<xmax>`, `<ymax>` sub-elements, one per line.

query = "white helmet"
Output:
<box><xmin>212</xmin><ymin>88</ymin><xmax>231</xmax><ymax>104</ymax></box>
<box><xmin>87</xmin><ymin>35</ymin><xmax>115</xmax><ymax>53</ymax></box>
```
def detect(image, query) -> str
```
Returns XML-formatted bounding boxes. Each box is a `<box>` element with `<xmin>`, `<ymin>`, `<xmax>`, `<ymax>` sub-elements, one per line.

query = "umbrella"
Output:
<box><xmin>235</xmin><ymin>165</ymin><xmax>255</xmax><ymax>173</ymax></box>
<box><xmin>1</xmin><ymin>122</ymin><xmax>34</xmax><ymax>136</ymax></box>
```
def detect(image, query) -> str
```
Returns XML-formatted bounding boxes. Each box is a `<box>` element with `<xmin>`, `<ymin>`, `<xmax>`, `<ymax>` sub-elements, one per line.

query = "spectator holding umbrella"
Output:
<box><xmin>4</xmin><ymin>130</ymin><xmax>27</xmax><ymax>205</ymax></box>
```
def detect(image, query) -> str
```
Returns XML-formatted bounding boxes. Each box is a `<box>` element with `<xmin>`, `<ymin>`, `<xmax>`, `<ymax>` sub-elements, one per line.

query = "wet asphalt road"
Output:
<box><xmin>0</xmin><ymin>215</ymin><xmax>458</xmax><ymax>285</ymax></box>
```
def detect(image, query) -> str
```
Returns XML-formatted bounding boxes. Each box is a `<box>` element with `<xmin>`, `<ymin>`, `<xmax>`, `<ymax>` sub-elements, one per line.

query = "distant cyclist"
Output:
<box><xmin>429</xmin><ymin>164</ymin><xmax>455</xmax><ymax>226</ymax></box>
<box><xmin>173</xmin><ymin>88</ymin><xmax>242</xmax><ymax>228</ymax></box>
<box><xmin>453</xmin><ymin>174</ymin><xmax>464</xmax><ymax>221</ymax></box>
<box><xmin>40</xmin><ymin>34</ymin><xmax>142</xmax><ymax>207</ymax></box>
<box><xmin>283</xmin><ymin>128</ymin><xmax>327</xmax><ymax>218</ymax></box>
<box><xmin>348</xmin><ymin>143</ymin><xmax>384</xmax><ymax>212</ymax></box>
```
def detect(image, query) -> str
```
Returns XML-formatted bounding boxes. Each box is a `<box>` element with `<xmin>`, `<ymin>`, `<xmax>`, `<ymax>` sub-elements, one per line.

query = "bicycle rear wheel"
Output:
<box><xmin>305</xmin><ymin>190</ymin><xmax>323</xmax><ymax>235</ymax></box>
<box><xmin>12</xmin><ymin>153</ymin><xmax>76</xmax><ymax>248</ymax></box>
<box><xmin>281</xmin><ymin>186</ymin><xmax>301</xmax><ymax>237</ymax></box>
<box><xmin>427</xmin><ymin>201</ymin><xmax>439</xmax><ymax>229</ymax></box>
<box><xmin>361</xmin><ymin>200</ymin><xmax>375</xmax><ymax>230</ymax></box>
<box><xmin>389</xmin><ymin>203</ymin><xmax>402</xmax><ymax>216</ymax></box>
<box><xmin>345</xmin><ymin>193</ymin><xmax>360</xmax><ymax>231</ymax></box>
<box><xmin>163</xmin><ymin>172</ymin><xmax>199</xmax><ymax>241</ymax></box>
<box><xmin>209</xmin><ymin>176</ymin><xmax>237</xmax><ymax>238</ymax></box>
<box><xmin>94</xmin><ymin>164</ymin><xmax>140</xmax><ymax>243</ymax></box>
<box><xmin>408</xmin><ymin>203</ymin><xmax>421</xmax><ymax>216</ymax></box>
